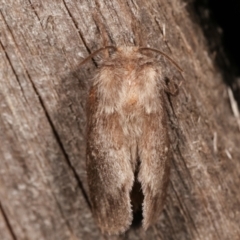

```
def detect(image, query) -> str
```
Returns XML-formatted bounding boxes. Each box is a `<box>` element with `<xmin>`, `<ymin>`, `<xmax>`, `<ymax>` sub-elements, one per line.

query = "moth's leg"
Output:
<box><xmin>165</xmin><ymin>77</ymin><xmax>183</xmax><ymax>96</ymax></box>
<box><xmin>138</xmin><ymin>112</ymin><xmax>171</xmax><ymax>229</ymax></box>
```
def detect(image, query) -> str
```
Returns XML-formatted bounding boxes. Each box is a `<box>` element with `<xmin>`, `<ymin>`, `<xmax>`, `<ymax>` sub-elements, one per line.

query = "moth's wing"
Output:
<box><xmin>138</xmin><ymin>110</ymin><xmax>171</xmax><ymax>230</ymax></box>
<box><xmin>86</xmin><ymin>87</ymin><xmax>134</xmax><ymax>235</ymax></box>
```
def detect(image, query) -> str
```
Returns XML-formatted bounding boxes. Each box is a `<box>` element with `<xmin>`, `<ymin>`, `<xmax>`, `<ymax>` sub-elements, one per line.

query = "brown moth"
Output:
<box><xmin>82</xmin><ymin>46</ymin><xmax>182</xmax><ymax>235</ymax></box>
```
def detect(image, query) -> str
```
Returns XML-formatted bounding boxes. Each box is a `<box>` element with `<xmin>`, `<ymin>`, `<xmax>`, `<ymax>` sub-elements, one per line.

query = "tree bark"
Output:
<box><xmin>0</xmin><ymin>0</ymin><xmax>240</xmax><ymax>239</ymax></box>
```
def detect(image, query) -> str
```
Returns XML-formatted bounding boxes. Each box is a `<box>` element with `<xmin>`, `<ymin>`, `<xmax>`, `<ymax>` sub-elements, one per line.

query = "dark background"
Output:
<box><xmin>194</xmin><ymin>0</ymin><xmax>240</xmax><ymax>104</ymax></box>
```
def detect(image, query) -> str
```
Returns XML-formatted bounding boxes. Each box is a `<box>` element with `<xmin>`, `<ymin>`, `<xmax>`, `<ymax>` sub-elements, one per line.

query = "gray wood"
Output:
<box><xmin>0</xmin><ymin>0</ymin><xmax>240</xmax><ymax>239</ymax></box>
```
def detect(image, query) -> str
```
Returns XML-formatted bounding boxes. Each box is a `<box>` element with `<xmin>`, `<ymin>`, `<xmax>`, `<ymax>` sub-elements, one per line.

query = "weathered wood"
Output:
<box><xmin>0</xmin><ymin>0</ymin><xmax>240</xmax><ymax>239</ymax></box>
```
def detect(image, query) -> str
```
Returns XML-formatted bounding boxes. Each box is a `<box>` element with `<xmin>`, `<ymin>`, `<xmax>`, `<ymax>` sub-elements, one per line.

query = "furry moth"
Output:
<box><xmin>82</xmin><ymin>46</ymin><xmax>182</xmax><ymax>235</ymax></box>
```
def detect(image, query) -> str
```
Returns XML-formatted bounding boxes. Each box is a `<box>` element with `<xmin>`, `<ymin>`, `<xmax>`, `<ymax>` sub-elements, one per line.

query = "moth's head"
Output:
<box><xmin>112</xmin><ymin>46</ymin><xmax>143</xmax><ymax>62</ymax></box>
<box><xmin>116</xmin><ymin>46</ymin><xmax>139</xmax><ymax>55</ymax></box>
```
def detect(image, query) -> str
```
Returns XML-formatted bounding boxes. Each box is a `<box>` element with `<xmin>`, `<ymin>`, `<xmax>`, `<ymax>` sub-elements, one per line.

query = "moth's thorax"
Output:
<box><xmin>95</xmin><ymin>47</ymin><xmax>164</xmax><ymax>118</ymax></box>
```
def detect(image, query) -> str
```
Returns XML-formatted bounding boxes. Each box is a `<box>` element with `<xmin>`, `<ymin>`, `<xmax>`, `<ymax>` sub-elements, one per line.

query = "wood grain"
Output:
<box><xmin>0</xmin><ymin>0</ymin><xmax>240</xmax><ymax>239</ymax></box>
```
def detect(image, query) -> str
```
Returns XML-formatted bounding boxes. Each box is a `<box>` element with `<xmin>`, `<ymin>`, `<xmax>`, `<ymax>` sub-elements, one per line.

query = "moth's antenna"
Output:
<box><xmin>79</xmin><ymin>46</ymin><xmax>117</xmax><ymax>66</ymax></box>
<box><xmin>139</xmin><ymin>47</ymin><xmax>183</xmax><ymax>73</ymax></box>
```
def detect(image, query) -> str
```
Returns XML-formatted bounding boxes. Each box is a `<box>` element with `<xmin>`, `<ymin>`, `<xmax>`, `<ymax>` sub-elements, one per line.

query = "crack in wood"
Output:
<box><xmin>0</xmin><ymin>202</ymin><xmax>17</xmax><ymax>240</ymax></box>
<box><xmin>62</xmin><ymin>0</ymin><xmax>91</xmax><ymax>54</ymax></box>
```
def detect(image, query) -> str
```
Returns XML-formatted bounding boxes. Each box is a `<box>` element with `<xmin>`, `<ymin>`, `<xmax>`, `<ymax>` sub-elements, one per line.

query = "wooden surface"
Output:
<box><xmin>0</xmin><ymin>0</ymin><xmax>240</xmax><ymax>239</ymax></box>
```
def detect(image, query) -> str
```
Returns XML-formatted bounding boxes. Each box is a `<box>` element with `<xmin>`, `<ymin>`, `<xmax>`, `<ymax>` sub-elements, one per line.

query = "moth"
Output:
<box><xmin>81</xmin><ymin>46</ymin><xmax>182</xmax><ymax>235</ymax></box>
